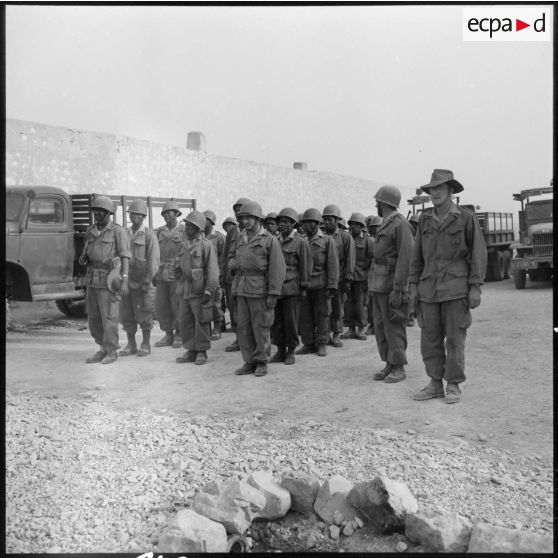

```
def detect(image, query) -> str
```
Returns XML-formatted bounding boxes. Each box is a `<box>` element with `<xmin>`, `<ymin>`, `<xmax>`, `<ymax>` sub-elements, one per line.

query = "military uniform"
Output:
<box><xmin>233</xmin><ymin>227</ymin><xmax>286</xmax><ymax>367</ymax></box>
<box><xmin>155</xmin><ymin>224</ymin><xmax>184</xmax><ymax>340</ymax></box>
<box><xmin>206</xmin><ymin>229</ymin><xmax>226</xmax><ymax>330</ymax></box>
<box><xmin>120</xmin><ymin>223</ymin><xmax>159</xmax><ymax>337</ymax></box>
<box><xmin>271</xmin><ymin>230</ymin><xmax>312</xmax><ymax>357</ymax></box>
<box><xmin>370</xmin><ymin>212</ymin><xmax>413</xmax><ymax>367</ymax></box>
<box><xmin>298</xmin><ymin>229</ymin><xmax>339</xmax><ymax>349</ymax></box>
<box><xmin>176</xmin><ymin>231</ymin><xmax>220</xmax><ymax>355</ymax></box>
<box><xmin>83</xmin><ymin>221</ymin><xmax>131</xmax><ymax>355</ymax></box>
<box><xmin>409</xmin><ymin>203</ymin><xmax>487</xmax><ymax>384</ymax></box>
<box><xmin>221</xmin><ymin>225</ymin><xmax>240</xmax><ymax>332</ymax></box>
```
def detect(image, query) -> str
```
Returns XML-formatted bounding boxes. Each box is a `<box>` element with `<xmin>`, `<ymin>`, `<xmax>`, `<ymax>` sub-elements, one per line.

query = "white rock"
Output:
<box><xmin>248</xmin><ymin>470</ymin><xmax>291</xmax><ymax>520</ymax></box>
<box><xmin>329</xmin><ymin>525</ymin><xmax>340</xmax><ymax>540</ymax></box>
<box><xmin>396</xmin><ymin>541</ymin><xmax>408</xmax><ymax>552</ymax></box>
<box><xmin>405</xmin><ymin>510</ymin><xmax>472</xmax><ymax>552</ymax></box>
<box><xmin>467</xmin><ymin>523</ymin><xmax>553</xmax><ymax>553</ymax></box>
<box><xmin>280</xmin><ymin>473</ymin><xmax>320</xmax><ymax>514</ymax></box>
<box><xmin>314</xmin><ymin>475</ymin><xmax>362</xmax><ymax>525</ymax></box>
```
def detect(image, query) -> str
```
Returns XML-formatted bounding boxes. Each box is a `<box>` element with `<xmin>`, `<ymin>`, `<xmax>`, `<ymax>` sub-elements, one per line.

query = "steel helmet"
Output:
<box><xmin>298</xmin><ymin>213</ymin><xmax>304</xmax><ymax>223</ymax></box>
<box><xmin>161</xmin><ymin>200</ymin><xmax>182</xmax><ymax>217</ymax></box>
<box><xmin>277</xmin><ymin>207</ymin><xmax>299</xmax><ymax>223</ymax></box>
<box><xmin>222</xmin><ymin>216</ymin><xmax>237</xmax><ymax>227</ymax></box>
<box><xmin>322</xmin><ymin>204</ymin><xmax>342</xmax><ymax>219</ymax></box>
<box><xmin>264</xmin><ymin>212</ymin><xmax>278</xmax><ymax>222</ymax></box>
<box><xmin>183</xmin><ymin>210</ymin><xmax>207</xmax><ymax>231</ymax></box>
<box><xmin>203</xmin><ymin>210</ymin><xmax>217</xmax><ymax>225</ymax></box>
<box><xmin>233</xmin><ymin>197</ymin><xmax>251</xmax><ymax>210</ymax></box>
<box><xmin>374</xmin><ymin>185</ymin><xmax>401</xmax><ymax>209</ymax></box>
<box><xmin>338</xmin><ymin>218</ymin><xmax>348</xmax><ymax>229</ymax></box>
<box><xmin>301</xmin><ymin>208</ymin><xmax>322</xmax><ymax>223</ymax></box>
<box><xmin>237</xmin><ymin>201</ymin><xmax>263</xmax><ymax>219</ymax></box>
<box><xmin>91</xmin><ymin>195</ymin><xmax>115</xmax><ymax>214</ymax></box>
<box><xmin>369</xmin><ymin>216</ymin><xmax>383</xmax><ymax>226</ymax></box>
<box><xmin>409</xmin><ymin>213</ymin><xmax>420</xmax><ymax>224</ymax></box>
<box><xmin>127</xmin><ymin>199</ymin><xmax>148</xmax><ymax>216</ymax></box>
<box><xmin>348</xmin><ymin>212</ymin><xmax>366</xmax><ymax>227</ymax></box>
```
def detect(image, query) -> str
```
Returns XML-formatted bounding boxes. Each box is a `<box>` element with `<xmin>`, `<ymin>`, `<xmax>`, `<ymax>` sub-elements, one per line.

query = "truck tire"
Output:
<box><xmin>491</xmin><ymin>251</ymin><xmax>505</xmax><ymax>282</ymax></box>
<box><xmin>502</xmin><ymin>250</ymin><xmax>511</xmax><ymax>280</ymax></box>
<box><xmin>55</xmin><ymin>298</ymin><xmax>87</xmax><ymax>318</ymax></box>
<box><xmin>514</xmin><ymin>269</ymin><xmax>526</xmax><ymax>290</ymax></box>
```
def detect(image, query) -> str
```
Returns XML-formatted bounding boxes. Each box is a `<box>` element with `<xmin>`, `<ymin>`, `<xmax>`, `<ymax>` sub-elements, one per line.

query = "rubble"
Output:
<box><xmin>405</xmin><ymin>510</ymin><xmax>472</xmax><ymax>552</ymax></box>
<box><xmin>248</xmin><ymin>470</ymin><xmax>291</xmax><ymax>520</ymax></box>
<box><xmin>280</xmin><ymin>473</ymin><xmax>320</xmax><ymax>514</ymax></box>
<box><xmin>467</xmin><ymin>522</ymin><xmax>554</xmax><ymax>553</ymax></box>
<box><xmin>313</xmin><ymin>475</ymin><xmax>362</xmax><ymax>525</ymax></box>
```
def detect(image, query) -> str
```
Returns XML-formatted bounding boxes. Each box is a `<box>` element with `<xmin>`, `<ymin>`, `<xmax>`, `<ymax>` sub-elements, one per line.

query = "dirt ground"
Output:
<box><xmin>6</xmin><ymin>278</ymin><xmax>553</xmax><ymax>459</ymax></box>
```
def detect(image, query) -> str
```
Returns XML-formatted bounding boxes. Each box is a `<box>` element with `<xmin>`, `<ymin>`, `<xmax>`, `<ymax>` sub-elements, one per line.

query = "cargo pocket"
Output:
<box><xmin>459</xmin><ymin>298</ymin><xmax>472</xmax><ymax>329</ymax></box>
<box><xmin>191</xmin><ymin>268</ymin><xmax>205</xmax><ymax>294</ymax></box>
<box><xmin>200</xmin><ymin>300</ymin><xmax>214</xmax><ymax>324</ymax></box>
<box><xmin>130</xmin><ymin>258</ymin><xmax>147</xmax><ymax>283</ymax></box>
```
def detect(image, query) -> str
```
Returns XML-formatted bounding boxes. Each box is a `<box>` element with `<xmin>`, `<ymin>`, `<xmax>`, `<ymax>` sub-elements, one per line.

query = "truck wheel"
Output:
<box><xmin>502</xmin><ymin>251</ymin><xmax>511</xmax><ymax>280</ymax></box>
<box><xmin>514</xmin><ymin>269</ymin><xmax>526</xmax><ymax>290</ymax></box>
<box><xmin>491</xmin><ymin>251</ymin><xmax>505</xmax><ymax>282</ymax></box>
<box><xmin>55</xmin><ymin>299</ymin><xmax>87</xmax><ymax>318</ymax></box>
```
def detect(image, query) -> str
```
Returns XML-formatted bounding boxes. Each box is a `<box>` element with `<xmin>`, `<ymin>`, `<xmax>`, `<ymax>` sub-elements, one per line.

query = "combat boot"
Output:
<box><xmin>373</xmin><ymin>363</ymin><xmax>392</xmax><ymax>380</ymax></box>
<box><xmin>254</xmin><ymin>362</ymin><xmax>268</xmax><ymax>377</ymax></box>
<box><xmin>101</xmin><ymin>351</ymin><xmax>118</xmax><ymax>364</ymax></box>
<box><xmin>226</xmin><ymin>338</ymin><xmax>241</xmax><ymax>352</ymax></box>
<box><xmin>137</xmin><ymin>330</ymin><xmax>151</xmax><ymax>357</ymax></box>
<box><xmin>220</xmin><ymin>320</ymin><xmax>227</xmax><ymax>333</ymax></box>
<box><xmin>119</xmin><ymin>333</ymin><xmax>137</xmax><ymax>357</ymax></box>
<box><xmin>332</xmin><ymin>333</ymin><xmax>343</xmax><ymax>348</ymax></box>
<box><xmin>295</xmin><ymin>344</ymin><xmax>316</xmax><ymax>355</ymax></box>
<box><xmin>234</xmin><ymin>362</ymin><xmax>256</xmax><ymax>375</ymax></box>
<box><xmin>412</xmin><ymin>379</ymin><xmax>445</xmax><ymax>401</ymax></box>
<box><xmin>172</xmin><ymin>331</ymin><xmax>183</xmax><ymax>348</ymax></box>
<box><xmin>85</xmin><ymin>349</ymin><xmax>106</xmax><ymax>363</ymax></box>
<box><xmin>366</xmin><ymin>324</ymin><xmax>375</xmax><ymax>336</ymax></box>
<box><xmin>176</xmin><ymin>350</ymin><xmax>197</xmax><ymax>363</ymax></box>
<box><xmin>384</xmin><ymin>365</ymin><xmax>406</xmax><ymax>383</ymax></box>
<box><xmin>210</xmin><ymin>323</ymin><xmax>222</xmax><ymax>341</ymax></box>
<box><xmin>340</xmin><ymin>327</ymin><xmax>356</xmax><ymax>340</ymax></box>
<box><xmin>155</xmin><ymin>332</ymin><xmax>174</xmax><ymax>347</ymax></box>
<box><xmin>270</xmin><ymin>347</ymin><xmax>286</xmax><ymax>363</ymax></box>
<box><xmin>284</xmin><ymin>349</ymin><xmax>295</xmax><ymax>365</ymax></box>
<box><xmin>316</xmin><ymin>344</ymin><xmax>327</xmax><ymax>357</ymax></box>
<box><xmin>445</xmin><ymin>383</ymin><xmax>462</xmax><ymax>404</ymax></box>
<box><xmin>356</xmin><ymin>326</ymin><xmax>367</xmax><ymax>340</ymax></box>
<box><xmin>195</xmin><ymin>351</ymin><xmax>208</xmax><ymax>365</ymax></box>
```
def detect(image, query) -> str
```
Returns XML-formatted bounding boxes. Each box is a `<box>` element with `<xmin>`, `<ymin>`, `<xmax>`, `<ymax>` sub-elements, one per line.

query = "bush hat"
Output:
<box><xmin>420</xmin><ymin>169</ymin><xmax>464</xmax><ymax>194</ymax></box>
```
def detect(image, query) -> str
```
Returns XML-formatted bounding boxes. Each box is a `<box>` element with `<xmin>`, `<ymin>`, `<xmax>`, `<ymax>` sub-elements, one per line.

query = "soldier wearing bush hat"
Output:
<box><xmin>409</xmin><ymin>169</ymin><xmax>487</xmax><ymax>404</ymax></box>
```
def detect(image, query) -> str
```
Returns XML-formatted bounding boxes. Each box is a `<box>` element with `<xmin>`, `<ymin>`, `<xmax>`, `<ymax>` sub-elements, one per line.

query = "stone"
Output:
<box><xmin>333</xmin><ymin>510</ymin><xmax>344</xmax><ymax>525</ymax></box>
<box><xmin>158</xmin><ymin>509</ymin><xmax>227</xmax><ymax>552</ymax></box>
<box><xmin>343</xmin><ymin>523</ymin><xmax>355</xmax><ymax>536</ymax></box>
<box><xmin>280</xmin><ymin>473</ymin><xmax>321</xmax><ymax>514</ymax></box>
<box><xmin>329</xmin><ymin>525</ymin><xmax>340</xmax><ymax>540</ymax></box>
<box><xmin>248</xmin><ymin>470</ymin><xmax>291</xmax><ymax>520</ymax></box>
<box><xmin>477</xmin><ymin>433</ymin><xmax>488</xmax><ymax>442</ymax></box>
<box><xmin>354</xmin><ymin>516</ymin><xmax>365</xmax><ymax>529</ymax></box>
<box><xmin>192</xmin><ymin>478</ymin><xmax>266</xmax><ymax>535</ymax></box>
<box><xmin>405</xmin><ymin>510</ymin><xmax>472</xmax><ymax>552</ymax></box>
<box><xmin>314</xmin><ymin>475</ymin><xmax>362</xmax><ymax>525</ymax></box>
<box><xmin>467</xmin><ymin>523</ymin><xmax>553</xmax><ymax>553</ymax></box>
<box><xmin>396</xmin><ymin>541</ymin><xmax>408</xmax><ymax>552</ymax></box>
<box><xmin>347</xmin><ymin>476</ymin><xmax>418</xmax><ymax>534</ymax></box>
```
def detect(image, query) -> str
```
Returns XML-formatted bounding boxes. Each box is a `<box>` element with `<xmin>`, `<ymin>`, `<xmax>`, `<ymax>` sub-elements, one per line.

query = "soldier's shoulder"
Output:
<box><xmin>457</xmin><ymin>205</ymin><xmax>475</xmax><ymax>218</ymax></box>
<box><xmin>111</xmin><ymin>222</ymin><xmax>126</xmax><ymax>233</ymax></box>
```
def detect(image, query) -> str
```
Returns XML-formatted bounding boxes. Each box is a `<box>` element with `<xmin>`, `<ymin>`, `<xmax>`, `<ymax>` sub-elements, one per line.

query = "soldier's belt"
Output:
<box><xmin>374</xmin><ymin>257</ymin><xmax>397</xmax><ymax>267</ymax></box>
<box><xmin>91</xmin><ymin>262</ymin><xmax>112</xmax><ymax>271</ymax></box>
<box><xmin>238</xmin><ymin>270</ymin><xmax>266</xmax><ymax>276</ymax></box>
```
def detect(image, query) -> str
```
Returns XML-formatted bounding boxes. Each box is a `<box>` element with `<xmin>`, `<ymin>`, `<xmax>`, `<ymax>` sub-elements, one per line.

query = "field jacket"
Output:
<box><xmin>330</xmin><ymin>228</ymin><xmax>356</xmax><ymax>283</ymax></box>
<box><xmin>352</xmin><ymin>231</ymin><xmax>374</xmax><ymax>282</ymax></box>
<box><xmin>307</xmin><ymin>229</ymin><xmax>340</xmax><ymax>290</ymax></box>
<box><xmin>220</xmin><ymin>225</ymin><xmax>240</xmax><ymax>285</ymax></box>
<box><xmin>126</xmin><ymin>223</ymin><xmax>160</xmax><ymax>290</ymax></box>
<box><xmin>408</xmin><ymin>203</ymin><xmax>487</xmax><ymax>303</ymax></box>
<box><xmin>277</xmin><ymin>230</ymin><xmax>312</xmax><ymax>297</ymax></box>
<box><xmin>156</xmin><ymin>224</ymin><xmax>184</xmax><ymax>282</ymax></box>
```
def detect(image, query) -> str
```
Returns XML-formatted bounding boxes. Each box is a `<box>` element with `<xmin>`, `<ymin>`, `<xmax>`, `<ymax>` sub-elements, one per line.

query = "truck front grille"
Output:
<box><xmin>533</xmin><ymin>233</ymin><xmax>553</xmax><ymax>258</ymax></box>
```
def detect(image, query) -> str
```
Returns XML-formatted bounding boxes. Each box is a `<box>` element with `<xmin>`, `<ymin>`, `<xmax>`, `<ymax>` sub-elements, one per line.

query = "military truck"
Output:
<box><xmin>406</xmin><ymin>191</ymin><xmax>514</xmax><ymax>282</ymax></box>
<box><xmin>510</xmin><ymin>186</ymin><xmax>553</xmax><ymax>289</ymax></box>
<box><xmin>5</xmin><ymin>186</ymin><xmax>195</xmax><ymax>317</ymax></box>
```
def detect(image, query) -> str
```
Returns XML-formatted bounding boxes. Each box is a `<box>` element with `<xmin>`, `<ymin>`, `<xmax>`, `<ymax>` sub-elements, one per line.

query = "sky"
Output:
<box><xmin>5</xmin><ymin>4</ymin><xmax>554</xmax><ymax>215</ymax></box>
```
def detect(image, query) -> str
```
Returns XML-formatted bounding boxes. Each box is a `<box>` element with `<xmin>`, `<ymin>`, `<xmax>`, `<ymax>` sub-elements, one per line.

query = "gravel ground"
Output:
<box><xmin>6</xmin><ymin>391</ymin><xmax>553</xmax><ymax>553</ymax></box>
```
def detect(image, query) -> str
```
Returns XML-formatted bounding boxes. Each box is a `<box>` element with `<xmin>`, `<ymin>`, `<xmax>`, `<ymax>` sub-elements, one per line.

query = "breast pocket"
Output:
<box><xmin>98</xmin><ymin>230</ymin><xmax>115</xmax><ymax>261</ymax></box>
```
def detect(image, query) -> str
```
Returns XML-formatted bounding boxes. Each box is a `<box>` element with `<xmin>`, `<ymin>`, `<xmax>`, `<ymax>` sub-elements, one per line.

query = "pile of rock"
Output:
<box><xmin>158</xmin><ymin>469</ymin><xmax>553</xmax><ymax>553</ymax></box>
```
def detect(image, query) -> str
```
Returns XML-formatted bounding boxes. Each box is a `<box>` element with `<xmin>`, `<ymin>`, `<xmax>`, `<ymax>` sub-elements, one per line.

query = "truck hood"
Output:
<box><xmin>528</xmin><ymin>222</ymin><xmax>553</xmax><ymax>235</ymax></box>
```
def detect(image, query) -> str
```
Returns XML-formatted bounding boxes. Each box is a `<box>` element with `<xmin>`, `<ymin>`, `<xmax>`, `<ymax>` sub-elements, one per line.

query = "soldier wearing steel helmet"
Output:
<box><xmin>263</xmin><ymin>212</ymin><xmax>279</xmax><ymax>236</ymax></box>
<box><xmin>79</xmin><ymin>195</ymin><xmax>131</xmax><ymax>364</ymax></box>
<box><xmin>232</xmin><ymin>201</ymin><xmax>286</xmax><ymax>377</ymax></box>
<box><xmin>203</xmin><ymin>209</ymin><xmax>226</xmax><ymax>340</ymax></box>
<box><xmin>409</xmin><ymin>169</ymin><xmax>487</xmax><ymax>404</ymax></box>
<box><xmin>174</xmin><ymin>210</ymin><xmax>220</xmax><ymax>366</ymax></box>
<box><xmin>153</xmin><ymin>200</ymin><xmax>186</xmax><ymax>349</ymax></box>
<box><xmin>408</xmin><ymin>213</ymin><xmax>420</xmax><ymax>238</ymax></box>
<box><xmin>341</xmin><ymin>212</ymin><xmax>374</xmax><ymax>341</ymax></box>
<box><xmin>370</xmin><ymin>185</ymin><xmax>414</xmax><ymax>384</ymax></box>
<box><xmin>119</xmin><ymin>199</ymin><xmax>160</xmax><ymax>358</ymax></box>
<box><xmin>220</xmin><ymin>216</ymin><xmax>238</xmax><ymax>334</ymax></box>
<box><xmin>365</xmin><ymin>215</ymin><xmax>384</xmax><ymax>335</ymax></box>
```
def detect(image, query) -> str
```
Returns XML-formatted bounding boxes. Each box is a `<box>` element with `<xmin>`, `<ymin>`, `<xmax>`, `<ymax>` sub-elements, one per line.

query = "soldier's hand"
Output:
<box><xmin>142</xmin><ymin>282</ymin><xmax>150</xmax><ymax>293</ymax></box>
<box><xmin>213</xmin><ymin>288</ymin><xmax>221</xmax><ymax>302</ymax></box>
<box><xmin>120</xmin><ymin>277</ymin><xmax>130</xmax><ymax>297</ymax></box>
<box><xmin>78</xmin><ymin>254</ymin><xmax>88</xmax><ymax>267</ymax></box>
<box><xmin>468</xmin><ymin>285</ymin><xmax>481</xmax><ymax>309</ymax></box>
<box><xmin>327</xmin><ymin>288</ymin><xmax>337</xmax><ymax>299</ymax></box>
<box><xmin>265</xmin><ymin>295</ymin><xmax>277</xmax><ymax>310</ymax></box>
<box><xmin>202</xmin><ymin>290</ymin><xmax>212</xmax><ymax>304</ymax></box>
<box><xmin>343</xmin><ymin>279</ymin><xmax>352</xmax><ymax>293</ymax></box>
<box><xmin>227</xmin><ymin>258</ymin><xmax>237</xmax><ymax>271</ymax></box>
<box><xmin>408</xmin><ymin>283</ymin><xmax>417</xmax><ymax>309</ymax></box>
<box><xmin>152</xmin><ymin>277</ymin><xmax>158</xmax><ymax>287</ymax></box>
<box><xmin>300</xmin><ymin>287</ymin><xmax>307</xmax><ymax>298</ymax></box>
<box><xmin>389</xmin><ymin>289</ymin><xmax>403</xmax><ymax>308</ymax></box>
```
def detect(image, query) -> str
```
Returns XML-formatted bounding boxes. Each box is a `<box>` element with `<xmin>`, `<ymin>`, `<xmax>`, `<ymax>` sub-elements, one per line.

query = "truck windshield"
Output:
<box><xmin>6</xmin><ymin>194</ymin><xmax>25</xmax><ymax>221</ymax></box>
<box><xmin>526</xmin><ymin>202</ymin><xmax>552</xmax><ymax>222</ymax></box>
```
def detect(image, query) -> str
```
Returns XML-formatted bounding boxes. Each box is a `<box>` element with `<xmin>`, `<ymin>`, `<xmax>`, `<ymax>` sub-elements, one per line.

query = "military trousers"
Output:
<box><xmin>120</xmin><ymin>287</ymin><xmax>154</xmax><ymax>334</ymax></box>
<box><xmin>237</xmin><ymin>296</ymin><xmax>273</xmax><ymax>364</ymax></box>
<box><xmin>344</xmin><ymin>281</ymin><xmax>368</xmax><ymax>328</ymax></box>
<box><xmin>178</xmin><ymin>296</ymin><xmax>212</xmax><ymax>352</ymax></box>
<box><xmin>417</xmin><ymin>298</ymin><xmax>472</xmax><ymax>384</ymax></box>
<box><xmin>271</xmin><ymin>295</ymin><xmax>301</xmax><ymax>351</ymax></box>
<box><xmin>330</xmin><ymin>285</ymin><xmax>347</xmax><ymax>334</ymax></box>
<box><xmin>86</xmin><ymin>287</ymin><xmax>120</xmax><ymax>353</ymax></box>
<box><xmin>225</xmin><ymin>284</ymin><xmax>237</xmax><ymax>332</ymax></box>
<box><xmin>155</xmin><ymin>280</ymin><xmax>180</xmax><ymax>333</ymax></box>
<box><xmin>299</xmin><ymin>288</ymin><xmax>331</xmax><ymax>347</ymax></box>
<box><xmin>372</xmin><ymin>292</ymin><xmax>408</xmax><ymax>365</ymax></box>
<box><xmin>211</xmin><ymin>288</ymin><xmax>224</xmax><ymax>323</ymax></box>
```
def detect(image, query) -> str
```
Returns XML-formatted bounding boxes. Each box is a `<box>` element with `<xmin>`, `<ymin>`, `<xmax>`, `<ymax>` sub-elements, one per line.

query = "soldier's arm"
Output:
<box><xmin>364</xmin><ymin>237</ymin><xmax>374</xmax><ymax>271</ymax></box>
<box><xmin>299</xmin><ymin>238</ymin><xmax>312</xmax><ymax>289</ymax></box>
<box><xmin>145</xmin><ymin>230</ymin><xmax>160</xmax><ymax>286</ymax></box>
<box><xmin>115</xmin><ymin>226</ymin><xmax>131</xmax><ymax>277</ymax></box>
<box><xmin>465</xmin><ymin>212</ymin><xmax>488</xmax><ymax>286</ymax></box>
<box><xmin>408</xmin><ymin>219</ymin><xmax>425</xmax><ymax>286</ymax></box>
<box><xmin>205</xmin><ymin>242</ymin><xmax>220</xmax><ymax>293</ymax></box>
<box><xmin>266</xmin><ymin>237</ymin><xmax>286</xmax><ymax>296</ymax></box>
<box><xmin>326</xmin><ymin>237</ymin><xmax>340</xmax><ymax>288</ymax></box>
<box><xmin>344</xmin><ymin>234</ymin><xmax>356</xmax><ymax>280</ymax></box>
<box><xmin>393</xmin><ymin>218</ymin><xmax>413</xmax><ymax>292</ymax></box>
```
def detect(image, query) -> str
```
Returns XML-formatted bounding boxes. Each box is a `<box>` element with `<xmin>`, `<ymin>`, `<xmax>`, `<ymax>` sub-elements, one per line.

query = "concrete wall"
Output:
<box><xmin>6</xmin><ymin>119</ymin><xmax>380</xmax><ymax>232</ymax></box>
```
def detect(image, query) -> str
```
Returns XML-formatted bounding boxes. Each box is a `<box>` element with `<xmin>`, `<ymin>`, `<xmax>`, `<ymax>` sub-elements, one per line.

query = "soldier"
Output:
<box><xmin>232</xmin><ymin>201</ymin><xmax>286</xmax><ymax>377</ymax></box>
<box><xmin>409</xmin><ymin>169</ymin><xmax>487</xmax><ymax>404</ymax></box>
<box><xmin>174</xmin><ymin>211</ymin><xmax>220</xmax><ymax>366</ymax></box>
<box><xmin>203</xmin><ymin>210</ymin><xmax>226</xmax><ymax>340</ymax></box>
<box><xmin>341</xmin><ymin>212</ymin><xmax>374</xmax><ymax>341</ymax></box>
<box><xmin>154</xmin><ymin>201</ymin><xmax>184</xmax><ymax>348</ymax></box>
<box><xmin>295</xmin><ymin>213</ymin><xmax>307</xmax><ymax>237</ymax></box>
<box><xmin>296</xmin><ymin>208</ymin><xmax>339</xmax><ymax>357</ymax></box>
<box><xmin>270</xmin><ymin>207</ymin><xmax>312</xmax><ymax>365</ymax></box>
<box><xmin>263</xmin><ymin>212</ymin><xmax>279</xmax><ymax>236</ymax></box>
<box><xmin>408</xmin><ymin>213</ymin><xmax>420</xmax><ymax>238</ymax></box>
<box><xmin>220</xmin><ymin>216</ymin><xmax>238</xmax><ymax>333</ymax></box>
<box><xmin>370</xmin><ymin>185</ymin><xmax>414</xmax><ymax>384</ymax></box>
<box><xmin>366</xmin><ymin>215</ymin><xmax>383</xmax><ymax>334</ymax></box>
<box><xmin>222</xmin><ymin>197</ymin><xmax>252</xmax><ymax>352</ymax></box>
<box><xmin>322</xmin><ymin>205</ymin><xmax>355</xmax><ymax>348</ymax></box>
<box><xmin>119</xmin><ymin>200</ymin><xmax>160</xmax><ymax>358</ymax></box>
<box><xmin>80</xmin><ymin>195</ymin><xmax>131</xmax><ymax>364</ymax></box>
